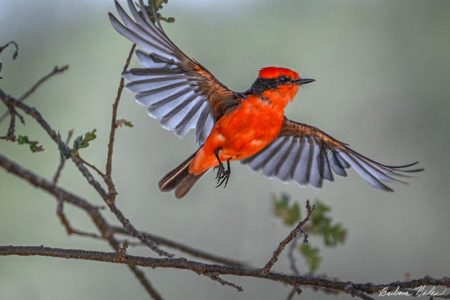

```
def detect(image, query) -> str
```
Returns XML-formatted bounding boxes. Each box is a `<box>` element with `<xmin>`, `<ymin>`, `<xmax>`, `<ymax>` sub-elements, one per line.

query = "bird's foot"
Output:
<box><xmin>213</xmin><ymin>151</ymin><xmax>231</xmax><ymax>188</ymax></box>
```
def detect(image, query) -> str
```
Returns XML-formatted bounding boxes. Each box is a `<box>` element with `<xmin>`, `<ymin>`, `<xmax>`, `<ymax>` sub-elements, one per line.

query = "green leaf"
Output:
<box><xmin>299</xmin><ymin>243</ymin><xmax>322</xmax><ymax>273</ymax></box>
<box><xmin>116</xmin><ymin>119</ymin><xmax>134</xmax><ymax>128</ymax></box>
<box><xmin>273</xmin><ymin>194</ymin><xmax>301</xmax><ymax>226</ymax></box>
<box><xmin>16</xmin><ymin>135</ymin><xmax>44</xmax><ymax>153</ymax></box>
<box><xmin>70</xmin><ymin>129</ymin><xmax>97</xmax><ymax>155</ymax></box>
<box><xmin>308</xmin><ymin>200</ymin><xmax>347</xmax><ymax>247</ymax></box>
<box><xmin>17</xmin><ymin>135</ymin><xmax>29</xmax><ymax>145</ymax></box>
<box><xmin>148</xmin><ymin>0</ymin><xmax>175</xmax><ymax>23</ymax></box>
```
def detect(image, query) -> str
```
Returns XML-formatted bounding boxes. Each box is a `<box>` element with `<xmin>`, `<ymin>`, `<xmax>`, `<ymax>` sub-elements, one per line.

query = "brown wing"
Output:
<box><xmin>109</xmin><ymin>0</ymin><xmax>237</xmax><ymax>144</ymax></box>
<box><xmin>242</xmin><ymin>118</ymin><xmax>423</xmax><ymax>191</ymax></box>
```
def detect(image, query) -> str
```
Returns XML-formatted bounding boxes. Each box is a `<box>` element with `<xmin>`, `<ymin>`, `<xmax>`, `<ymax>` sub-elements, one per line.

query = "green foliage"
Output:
<box><xmin>309</xmin><ymin>201</ymin><xmax>347</xmax><ymax>247</ymax></box>
<box><xmin>149</xmin><ymin>0</ymin><xmax>175</xmax><ymax>23</ymax></box>
<box><xmin>116</xmin><ymin>119</ymin><xmax>134</xmax><ymax>128</ymax></box>
<box><xmin>70</xmin><ymin>129</ymin><xmax>97</xmax><ymax>156</ymax></box>
<box><xmin>273</xmin><ymin>193</ymin><xmax>300</xmax><ymax>226</ymax></box>
<box><xmin>272</xmin><ymin>194</ymin><xmax>347</xmax><ymax>273</ymax></box>
<box><xmin>17</xmin><ymin>135</ymin><xmax>44</xmax><ymax>153</ymax></box>
<box><xmin>299</xmin><ymin>244</ymin><xmax>321</xmax><ymax>273</ymax></box>
<box><xmin>152</xmin><ymin>0</ymin><xmax>168</xmax><ymax>10</ymax></box>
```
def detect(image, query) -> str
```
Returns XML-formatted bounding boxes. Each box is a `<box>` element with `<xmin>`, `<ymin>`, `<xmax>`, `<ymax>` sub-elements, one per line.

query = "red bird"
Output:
<box><xmin>110</xmin><ymin>0</ymin><xmax>422</xmax><ymax>198</ymax></box>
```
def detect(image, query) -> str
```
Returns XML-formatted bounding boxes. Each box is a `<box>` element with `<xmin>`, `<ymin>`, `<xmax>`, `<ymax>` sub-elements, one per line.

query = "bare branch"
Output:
<box><xmin>52</xmin><ymin>130</ymin><xmax>74</xmax><ymax>185</ymax></box>
<box><xmin>205</xmin><ymin>272</ymin><xmax>243</xmax><ymax>292</ymax></box>
<box><xmin>105</xmin><ymin>44</ymin><xmax>136</xmax><ymax>204</ymax></box>
<box><xmin>0</xmin><ymin>41</ymin><xmax>19</xmax><ymax>80</ymax></box>
<box><xmin>286</xmin><ymin>285</ymin><xmax>301</xmax><ymax>300</ymax></box>
<box><xmin>0</xmin><ymin>92</ymin><xmax>24</xmax><ymax>140</ymax></box>
<box><xmin>0</xmin><ymin>41</ymin><xmax>19</xmax><ymax>58</ymax></box>
<box><xmin>287</xmin><ymin>236</ymin><xmax>300</xmax><ymax>276</ymax></box>
<box><xmin>76</xmin><ymin>154</ymin><xmax>107</xmax><ymax>179</ymax></box>
<box><xmin>1</xmin><ymin>245</ymin><xmax>449</xmax><ymax>298</ymax></box>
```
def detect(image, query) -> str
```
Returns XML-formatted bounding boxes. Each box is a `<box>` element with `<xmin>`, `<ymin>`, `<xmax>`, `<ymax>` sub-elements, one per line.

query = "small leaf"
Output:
<box><xmin>80</xmin><ymin>129</ymin><xmax>96</xmax><ymax>148</ymax></box>
<box><xmin>309</xmin><ymin>200</ymin><xmax>347</xmax><ymax>247</ymax></box>
<box><xmin>148</xmin><ymin>0</ymin><xmax>175</xmax><ymax>23</ymax></box>
<box><xmin>273</xmin><ymin>194</ymin><xmax>301</xmax><ymax>226</ymax></box>
<box><xmin>17</xmin><ymin>135</ymin><xmax>29</xmax><ymax>145</ymax></box>
<box><xmin>16</xmin><ymin>135</ymin><xmax>44</xmax><ymax>153</ymax></box>
<box><xmin>69</xmin><ymin>129</ymin><xmax>97</xmax><ymax>156</ymax></box>
<box><xmin>116</xmin><ymin>119</ymin><xmax>134</xmax><ymax>128</ymax></box>
<box><xmin>29</xmin><ymin>142</ymin><xmax>44</xmax><ymax>152</ymax></box>
<box><xmin>299</xmin><ymin>243</ymin><xmax>322</xmax><ymax>273</ymax></box>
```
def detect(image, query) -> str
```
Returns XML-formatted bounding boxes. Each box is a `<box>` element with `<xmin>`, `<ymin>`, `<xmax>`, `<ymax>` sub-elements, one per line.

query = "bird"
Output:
<box><xmin>109</xmin><ymin>0</ymin><xmax>423</xmax><ymax>198</ymax></box>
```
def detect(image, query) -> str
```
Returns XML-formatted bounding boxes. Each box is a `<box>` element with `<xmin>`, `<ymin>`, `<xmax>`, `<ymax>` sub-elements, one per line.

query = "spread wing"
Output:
<box><xmin>109</xmin><ymin>0</ymin><xmax>237</xmax><ymax>144</ymax></box>
<box><xmin>242</xmin><ymin>118</ymin><xmax>423</xmax><ymax>191</ymax></box>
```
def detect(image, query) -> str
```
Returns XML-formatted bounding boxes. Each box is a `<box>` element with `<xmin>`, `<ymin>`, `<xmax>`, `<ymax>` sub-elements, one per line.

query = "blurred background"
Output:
<box><xmin>1</xmin><ymin>0</ymin><xmax>449</xmax><ymax>299</ymax></box>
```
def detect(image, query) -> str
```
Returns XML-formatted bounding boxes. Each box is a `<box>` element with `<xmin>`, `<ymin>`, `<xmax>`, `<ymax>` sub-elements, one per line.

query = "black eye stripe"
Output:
<box><xmin>247</xmin><ymin>76</ymin><xmax>292</xmax><ymax>95</ymax></box>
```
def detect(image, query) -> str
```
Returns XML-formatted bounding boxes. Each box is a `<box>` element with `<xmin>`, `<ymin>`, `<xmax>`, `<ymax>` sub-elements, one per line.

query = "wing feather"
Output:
<box><xmin>295</xmin><ymin>137</ymin><xmax>315</xmax><ymax>185</ymax></box>
<box><xmin>242</xmin><ymin>118</ymin><xmax>423</xmax><ymax>191</ymax></box>
<box><xmin>110</xmin><ymin>0</ymin><xmax>237</xmax><ymax>144</ymax></box>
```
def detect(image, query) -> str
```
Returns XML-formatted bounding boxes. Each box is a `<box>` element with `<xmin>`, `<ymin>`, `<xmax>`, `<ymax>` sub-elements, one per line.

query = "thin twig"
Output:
<box><xmin>260</xmin><ymin>200</ymin><xmax>316</xmax><ymax>275</ymax></box>
<box><xmin>6</xmin><ymin>101</ymin><xmax>16</xmax><ymax>138</ymax></box>
<box><xmin>0</xmin><ymin>41</ymin><xmax>19</xmax><ymax>58</ymax></box>
<box><xmin>118</xmin><ymin>240</ymin><xmax>129</xmax><ymax>262</ymax></box>
<box><xmin>76</xmin><ymin>155</ymin><xmax>107</xmax><ymax>179</ymax></box>
<box><xmin>54</xmin><ymin>132</ymin><xmax>102</xmax><ymax>239</ymax></box>
<box><xmin>52</xmin><ymin>130</ymin><xmax>74</xmax><ymax>185</ymax></box>
<box><xmin>288</xmin><ymin>236</ymin><xmax>300</xmax><ymax>276</ymax></box>
<box><xmin>286</xmin><ymin>285</ymin><xmax>301</xmax><ymax>300</ymax></box>
<box><xmin>286</xmin><ymin>237</ymin><xmax>302</xmax><ymax>299</ymax></box>
<box><xmin>205</xmin><ymin>272</ymin><xmax>243</xmax><ymax>292</ymax></box>
<box><xmin>0</xmin><ymin>41</ymin><xmax>19</xmax><ymax>80</ymax></box>
<box><xmin>0</xmin><ymin>92</ymin><xmax>24</xmax><ymax>140</ymax></box>
<box><xmin>105</xmin><ymin>44</ymin><xmax>136</xmax><ymax>204</ymax></box>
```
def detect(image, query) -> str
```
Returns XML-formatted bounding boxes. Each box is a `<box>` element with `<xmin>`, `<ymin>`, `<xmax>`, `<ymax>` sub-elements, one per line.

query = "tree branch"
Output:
<box><xmin>1</xmin><ymin>245</ymin><xmax>449</xmax><ymax>298</ymax></box>
<box><xmin>105</xmin><ymin>44</ymin><xmax>136</xmax><ymax>204</ymax></box>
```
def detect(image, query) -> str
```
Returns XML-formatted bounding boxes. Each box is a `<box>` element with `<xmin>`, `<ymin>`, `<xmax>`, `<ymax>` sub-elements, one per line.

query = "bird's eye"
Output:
<box><xmin>279</xmin><ymin>75</ymin><xmax>289</xmax><ymax>82</ymax></box>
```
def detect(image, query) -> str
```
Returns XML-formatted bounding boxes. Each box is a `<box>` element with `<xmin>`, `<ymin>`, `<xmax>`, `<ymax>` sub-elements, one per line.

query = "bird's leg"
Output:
<box><xmin>213</xmin><ymin>150</ymin><xmax>231</xmax><ymax>188</ymax></box>
<box><xmin>213</xmin><ymin>150</ymin><xmax>223</xmax><ymax>178</ymax></box>
<box><xmin>216</xmin><ymin>160</ymin><xmax>231</xmax><ymax>188</ymax></box>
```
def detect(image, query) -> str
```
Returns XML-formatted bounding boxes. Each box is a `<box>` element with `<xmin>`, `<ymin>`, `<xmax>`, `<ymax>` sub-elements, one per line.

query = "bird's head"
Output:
<box><xmin>248</xmin><ymin>67</ymin><xmax>315</xmax><ymax>103</ymax></box>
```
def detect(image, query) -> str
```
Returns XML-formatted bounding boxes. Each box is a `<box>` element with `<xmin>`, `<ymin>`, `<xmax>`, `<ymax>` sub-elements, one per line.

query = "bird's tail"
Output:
<box><xmin>158</xmin><ymin>151</ymin><xmax>205</xmax><ymax>198</ymax></box>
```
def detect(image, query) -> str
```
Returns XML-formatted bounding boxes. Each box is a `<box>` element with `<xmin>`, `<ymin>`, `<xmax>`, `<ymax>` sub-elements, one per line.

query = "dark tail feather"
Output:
<box><xmin>158</xmin><ymin>151</ymin><xmax>205</xmax><ymax>198</ymax></box>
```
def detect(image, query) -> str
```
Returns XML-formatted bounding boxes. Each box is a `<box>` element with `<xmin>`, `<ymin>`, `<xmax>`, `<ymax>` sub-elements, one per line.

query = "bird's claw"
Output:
<box><xmin>214</xmin><ymin>162</ymin><xmax>231</xmax><ymax>188</ymax></box>
<box><xmin>213</xmin><ymin>151</ymin><xmax>231</xmax><ymax>188</ymax></box>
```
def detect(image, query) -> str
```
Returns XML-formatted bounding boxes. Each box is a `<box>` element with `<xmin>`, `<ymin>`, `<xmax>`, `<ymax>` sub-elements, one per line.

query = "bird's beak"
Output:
<box><xmin>295</xmin><ymin>78</ymin><xmax>315</xmax><ymax>85</ymax></box>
